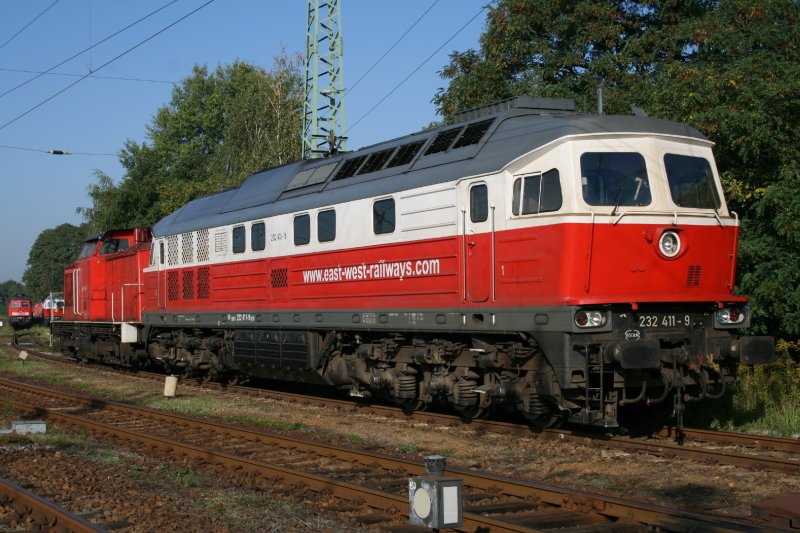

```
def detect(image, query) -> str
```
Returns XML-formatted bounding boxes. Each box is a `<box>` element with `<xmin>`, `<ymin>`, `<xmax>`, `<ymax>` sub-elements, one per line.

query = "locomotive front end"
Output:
<box><xmin>549</xmin><ymin>131</ymin><xmax>775</xmax><ymax>427</ymax></box>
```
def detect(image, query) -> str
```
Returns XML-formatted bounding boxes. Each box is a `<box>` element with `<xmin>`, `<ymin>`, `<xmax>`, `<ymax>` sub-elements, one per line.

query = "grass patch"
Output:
<box><xmin>225</xmin><ymin>414</ymin><xmax>306</xmax><ymax>431</ymax></box>
<box><xmin>346</xmin><ymin>433</ymin><xmax>364</xmax><ymax>444</ymax></box>
<box><xmin>149</xmin><ymin>396</ymin><xmax>222</xmax><ymax>417</ymax></box>
<box><xmin>395</xmin><ymin>443</ymin><xmax>421</xmax><ymax>454</ymax></box>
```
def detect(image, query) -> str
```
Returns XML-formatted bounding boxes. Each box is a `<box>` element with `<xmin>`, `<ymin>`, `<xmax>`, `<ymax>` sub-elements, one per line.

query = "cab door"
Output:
<box><xmin>462</xmin><ymin>182</ymin><xmax>493</xmax><ymax>303</ymax></box>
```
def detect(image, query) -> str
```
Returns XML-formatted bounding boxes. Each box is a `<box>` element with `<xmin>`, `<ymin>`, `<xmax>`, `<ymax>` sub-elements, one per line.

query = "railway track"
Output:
<box><xmin>8</xmin><ymin>345</ymin><xmax>800</xmax><ymax>477</ymax></box>
<box><xmin>0</xmin><ymin>476</ymin><xmax>103</xmax><ymax>533</ymax></box>
<box><xmin>0</xmin><ymin>375</ymin><xmax>786</xmax><ymax>532</ymax></box>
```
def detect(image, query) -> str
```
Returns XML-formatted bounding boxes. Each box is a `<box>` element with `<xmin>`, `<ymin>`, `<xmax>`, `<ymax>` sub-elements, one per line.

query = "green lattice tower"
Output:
<box><xmin>303</xmin><ymin>0</ymin><xmax>346</xmax><ymax>159</ymax></box>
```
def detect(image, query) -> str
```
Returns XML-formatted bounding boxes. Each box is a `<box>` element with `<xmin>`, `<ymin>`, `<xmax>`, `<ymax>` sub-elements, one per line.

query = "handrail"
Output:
<box><xmin>612</xmin><ymin>209</ymin><xmax>729</xmax><ymax>226</ymax></box>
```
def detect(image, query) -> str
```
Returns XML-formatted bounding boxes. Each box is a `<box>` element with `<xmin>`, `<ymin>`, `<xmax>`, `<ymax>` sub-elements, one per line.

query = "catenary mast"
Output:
<box><xmin>303</xmin><ymin>0</ymin><xmax>346</xmax><ymax>159</ymax></box>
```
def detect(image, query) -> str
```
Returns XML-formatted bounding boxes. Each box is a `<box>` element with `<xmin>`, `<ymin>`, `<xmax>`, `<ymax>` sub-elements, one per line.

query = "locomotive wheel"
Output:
<box><xmin>396</xmin><ymin>398</ymin><xmax>426</xmax><ymax>415</ymax></box>
<box><xmin>454</xmin><ymin>404</ymin><xmax>486</xmax><ymax>421</ymax></box>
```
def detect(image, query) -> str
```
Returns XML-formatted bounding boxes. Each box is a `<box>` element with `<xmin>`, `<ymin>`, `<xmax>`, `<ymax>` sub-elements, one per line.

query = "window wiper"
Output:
<box><xmin>610</xmin><ymin>175</ymin><xmax>629</xmax><ymax>216</ymax></box>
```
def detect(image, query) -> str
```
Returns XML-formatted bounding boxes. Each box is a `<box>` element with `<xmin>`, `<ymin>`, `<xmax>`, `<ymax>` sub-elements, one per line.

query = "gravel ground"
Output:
<box><xmin>2</xmin><ymin>350</ymin><xmax>799</xmax><ymax>530</ymax></box>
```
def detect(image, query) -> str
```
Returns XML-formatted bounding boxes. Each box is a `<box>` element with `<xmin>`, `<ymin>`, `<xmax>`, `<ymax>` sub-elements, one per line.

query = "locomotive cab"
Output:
<box><xmin>499</xmin><ymin>129</ymin><xmax>776</xmax><ymax>426</ymax></box>
<box><xmin>56</xmin><ymin>228</ymin><xmax>152</xmax><ymax>366</ymax></box>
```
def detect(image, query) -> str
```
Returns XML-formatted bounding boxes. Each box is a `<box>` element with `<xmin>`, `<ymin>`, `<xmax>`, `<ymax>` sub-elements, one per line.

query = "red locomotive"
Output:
<box><xmin>53</xmin><ymin>97</ymin><xmax>774</xmax><ymax>428</ymax></box>
<box><xmin>7</xmin><ymin>296</ymin><xmax>33</xmax><ymax>330</ymax></box>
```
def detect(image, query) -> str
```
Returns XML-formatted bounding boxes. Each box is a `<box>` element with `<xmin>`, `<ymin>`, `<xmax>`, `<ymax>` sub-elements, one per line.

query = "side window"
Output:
<box><xmin>251</xmin><ymin>222</ymin><xmax>266</xmax><ymax>251</ymax></box>
<box><xmin>512</xmin><ymin>169</ymin><xmax>562</xmax><ymax>215</ymax></box>
<box><xmin>294</xmin><ymin>214</ymin><xmax>310</xmax><ymax>245</ymax></box>
<box><xmin>99</xmin><ymin>238</ymin><xmax>126</xmax><ymax>255</ymax></box>
<box><xmin>373</xmin><ymin>198</ymin><xmax>395</xmax><ymax>235</ymax></box>
<box><xmin>318</xmin><ymin>209</ymin><xmax>336</xmax><ymax>243</ymax></box>
<box><xmin>232</xmin><ymin>226</ymin><xmax>246</xmax><ymax>253</ymax></box>
<box><xmin>470</xmin><ymin>184</ymin><xmax>488</xmax><ymax>223</ymax></box>
<box><xmin>159</xmin><ymin>242</ymin><xmax>165</xmax><ymax>265</ymax></box>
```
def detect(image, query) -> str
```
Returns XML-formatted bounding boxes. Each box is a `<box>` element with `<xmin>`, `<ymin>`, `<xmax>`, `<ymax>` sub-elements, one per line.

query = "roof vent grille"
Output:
<box><xmin>424</xmin><ymin>127</ymin><xmax>464</xmax><ymax>155</ymax></box>
<box><xmin>452</xmin><ymin>119</ymin><xmax>494</xmax><ymax>149</ymax></box>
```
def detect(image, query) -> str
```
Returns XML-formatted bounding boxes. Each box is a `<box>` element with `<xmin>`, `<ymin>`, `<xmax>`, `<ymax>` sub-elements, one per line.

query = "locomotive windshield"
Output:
<box><xmin>580</xmin><ymin>152</ymin><xmax>651</xmax><ymax>207</ymax></box>
<box><xmin>78</xmin><ymin>241</ymin><xmax>96</xmax><ymax>259</ymax></box>
<box><xmin>664</xmin><ymin>154</ymin><xmax>722</xmax><ymax>209</ymax></box>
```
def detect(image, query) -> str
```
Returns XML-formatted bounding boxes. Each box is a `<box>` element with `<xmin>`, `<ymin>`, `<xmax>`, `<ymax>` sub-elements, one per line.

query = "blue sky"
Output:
<box><xmin>0</xmin><ymin>0</ymin><xmax>489</xmax><ymax>282</ymax></box>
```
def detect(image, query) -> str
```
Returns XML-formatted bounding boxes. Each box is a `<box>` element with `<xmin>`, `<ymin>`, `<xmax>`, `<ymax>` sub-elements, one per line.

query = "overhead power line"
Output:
<box><xmin>0</xmin><ymin>67</ymin><xmax>175</xmax><ymax>85</ymax></box>
<box><xmin>0</xmin><ymin>0</ymin><xmax>61</xmax><ymax>51</ymax></box>
<box><xmin>0</xmin><ymin>0</ymin><xmax>178</xmax><ymax>101</ymax></box>
<box><xmin>345</xmin><ymin>0</ymin><xmax>440</xmax><ymax>97</ymax></box>
<box><xmin>347</xmin><ymin>2</ymin><xmax>492</xmax><ymax>135</ymax></box>
<box><xmin>0</xmin><ymin>0</ymin><xmax>216</xmax><ymax>134</ymax></box>
<box><xmin>0</xmin><ymin>144</ymin><xmax>116</xmax><ymax>157</ymax></box>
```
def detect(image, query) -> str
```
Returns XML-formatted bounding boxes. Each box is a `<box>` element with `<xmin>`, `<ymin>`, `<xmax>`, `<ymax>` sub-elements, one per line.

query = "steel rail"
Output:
<box><xmin>659</xmin><ymin>425</ymin><xmax>800</xmax><ymax>454</ymax></box>
<box><xmin>11</xmin><ymin>348</ymin><xmax>800</xmax><ymax>474</ymax></box>
<box><xmin>0</xmin><ymin>476</ymin><xmax>104</xmax><ymax>533</ymax></box>
<box><xmin>9</xmin><ymin>347</ymin><xmax>800</xmax><ymax>476</ymax></box>
<box><xmin>0</xmin><ymin>376</ymin><xmax>783</xmax><ymax>532</ymax></box>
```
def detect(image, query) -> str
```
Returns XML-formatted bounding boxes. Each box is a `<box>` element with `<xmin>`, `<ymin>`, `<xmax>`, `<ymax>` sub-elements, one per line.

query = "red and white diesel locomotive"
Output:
<box><xmin>53</xmin><ymin>97</ymin><xmax>774</xmax><ymax>428</ymax></box>
<box><xmin>33</xmin><ymin>293</ymin><xmax>65</xmax><ymax>324</ymax></box>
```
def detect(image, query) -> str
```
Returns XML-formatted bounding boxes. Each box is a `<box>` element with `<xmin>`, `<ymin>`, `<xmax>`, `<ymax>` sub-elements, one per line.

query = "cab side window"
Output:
<box><xmin>99</xmin><ymin>238</ymin><xmax>130</xmax><ymax>255</ymax></box>
<box><xmin>512</xmin><ymin>169</ymin><xmax>562</xmax><ymax>215</ymax></box>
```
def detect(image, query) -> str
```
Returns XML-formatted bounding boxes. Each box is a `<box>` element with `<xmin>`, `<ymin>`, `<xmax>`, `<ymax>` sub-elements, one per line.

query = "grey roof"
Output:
<box><xmin>153</xmin><ymin>98</ymin><xmax>707</xmax><ymax>237</ymax></box>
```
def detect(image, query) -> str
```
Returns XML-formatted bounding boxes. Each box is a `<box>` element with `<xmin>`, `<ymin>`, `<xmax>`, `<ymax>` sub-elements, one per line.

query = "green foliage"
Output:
<box><xmin>434</xmin><ymin>0</ymin><xmax>711</xmax><ymax>118</ymax></box>
<box><xmin>687</xmin><ymin>341</ymin><xmax>800</xmax><ymax>435</ymax></box>
<box><xmin>0</xmin><ymin>279</ymin><xmax>25</xmax><ymax>308</ymax></box>
<box><xmin>22</xmin><ymin>223</ymin><xmax>89</xmax><ymax>302</ymax></box>
<box><xmin>732</xmin><ymin>341</ymin><xmax>800</xmax><ymax>434</ymax></box>
<box><xmin>80</xmin><ymin>52</ymin><xmax>304</xmax><ymax>231</ymax></box>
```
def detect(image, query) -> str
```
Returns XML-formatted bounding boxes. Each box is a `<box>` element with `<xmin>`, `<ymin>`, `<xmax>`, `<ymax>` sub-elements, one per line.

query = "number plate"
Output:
<box><xmin>637</xmin><ymin>314</ymin><xmax>693</xmax><ymax>328</ymax></box>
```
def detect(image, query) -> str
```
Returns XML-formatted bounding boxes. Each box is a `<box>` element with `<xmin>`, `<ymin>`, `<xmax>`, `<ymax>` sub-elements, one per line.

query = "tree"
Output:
<box><xmin>22</xmin><ymin>223</ymin><xmax>89</xmax><ymax>302</ymax></box>
<box><xmin>0</xmin><ymin>280</ymin><xmax>25</xmax><ymax>309</ymax></box>
<box><xmin>434</xmin><ymin>0</ymin><xmax>712</xmax><ymax>119</ymax></box>
<box><xmin>434</xmin><ymin>0</ymin><xmax>800</xmax><ymax>339</ymax></box>
<box><xmin>81</xmin><ymin>52</ymin><xmax>304</xmax><ymax>231</ymax></box>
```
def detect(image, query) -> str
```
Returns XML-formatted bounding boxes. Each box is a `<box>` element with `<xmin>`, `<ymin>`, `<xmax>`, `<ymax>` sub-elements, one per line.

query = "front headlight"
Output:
<box><xmin>575</xmin><ymin>310</ymin><xmax>607</xmax><ymax>328</ymax></box>
<box><xmin>716</xmin><ymin>307</ymin><xmax>745</xmax><ymax>325</ymax></box>
<box><xmin>659</xmin><ymin>231</ymin><xmax>681</xmax><ymax>258</ymax></box>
